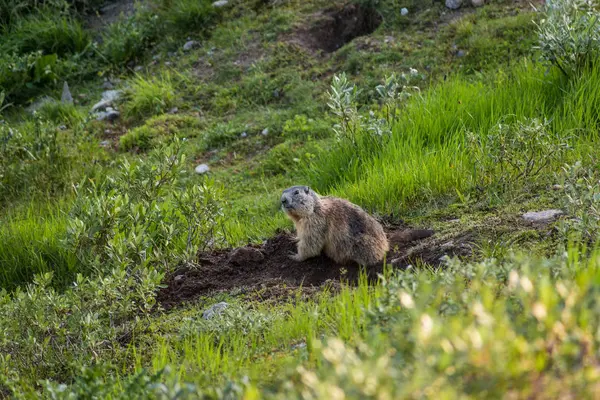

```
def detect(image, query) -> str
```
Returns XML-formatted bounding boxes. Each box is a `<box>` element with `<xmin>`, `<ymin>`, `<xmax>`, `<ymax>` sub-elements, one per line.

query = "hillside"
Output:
<box><xmin>2</xmin><ymin>0</ymin><xmax>600</xmax><ymax>397</ymax></box>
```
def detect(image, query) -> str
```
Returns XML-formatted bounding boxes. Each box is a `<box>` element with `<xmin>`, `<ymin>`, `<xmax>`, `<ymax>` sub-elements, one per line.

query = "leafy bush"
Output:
<box><xmin>0</xmin><ymin>265</ymin><xmax>163</xmax><ymax>391</ymax></box>
<box><xmin>537</xmin><ymin>0</ymin><xmax>600</xmax><ymax>77</ymax></box>
<box><xmin>123</xmin><ymin>73</ymin><xmax>177</xmax><ymax>121</ymax></box>
<box><xmin>66</xmin><ymin>139</ymin><xmax>227</xmax><ymax>276</ymax></box>
<box><xmin>0</xmin><ymin>51</ymin><xmax>62</xmax><ymax>103</ymax></box>
<box><xmin>468</xmin><ymin>117</ymin><xmax>571</xmax><ymax>196</ymax></box>
<box><xmin>556</xmin><ymin>160</ymin><xmax>600</xmax><ymax>243</ymax></box>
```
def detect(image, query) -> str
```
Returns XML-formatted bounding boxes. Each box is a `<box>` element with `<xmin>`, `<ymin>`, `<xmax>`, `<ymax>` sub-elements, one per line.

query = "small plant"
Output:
<box><xmin>100</xmin><ymin>10</ymin><xmax>162</xmax><ymax>66</ymax></box>
<box><xmin>123</xmin><ymin>73</ymin><xmax>177</xmax><ymax>121</ymax></box>
<box><xmin>160</xmin><ymin>0</ymin><xmax>219</xmax><ymax>35</ymax></box>
<box><xmin>468</xmin><ymin>117</ymin><xmax>570</xmax><ymax>195</ymax></box>
<box><xmin>37</xmin><ymin>101</ymin><xmax>84</xmax><ymax>126</ymax></box>
<box><xmin>536</xmin><ymin>0</ymin><xmax>600</xmax><ymax>77</ymax></box>
<box><xmin>327</xmin><ymin>73</ymin><xmax>362</xmax><ymax>145</ymax></box>
<box><xmin>556</xmin><ymin>161</ymin><xmax>600</xmax><ymax>243</ymax></box>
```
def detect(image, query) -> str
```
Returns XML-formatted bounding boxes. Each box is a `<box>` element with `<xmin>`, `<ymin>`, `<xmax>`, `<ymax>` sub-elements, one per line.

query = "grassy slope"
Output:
<box><xmin>5</xmin><ymin>0</ymin><xmax>600</xmax><ymax>397</ymax></box>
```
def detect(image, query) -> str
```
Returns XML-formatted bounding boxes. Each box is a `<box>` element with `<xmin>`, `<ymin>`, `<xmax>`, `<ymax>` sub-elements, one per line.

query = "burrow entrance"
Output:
<box><xmin>296</xmin><ymin>3</ymin><xmax>383</xmax><ymax>53</ymax></box>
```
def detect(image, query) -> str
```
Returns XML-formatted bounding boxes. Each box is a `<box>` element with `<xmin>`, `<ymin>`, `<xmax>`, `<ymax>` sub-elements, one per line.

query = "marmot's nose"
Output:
<box><xmin>281</xmin><ymin>198</ymin><xmax>288</xmax><ymax>205</ymax></box>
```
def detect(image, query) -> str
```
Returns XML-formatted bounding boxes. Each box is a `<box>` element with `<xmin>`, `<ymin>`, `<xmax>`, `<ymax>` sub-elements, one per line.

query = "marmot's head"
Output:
<box><xmin>281</xmin><ymin>186</ymin><xmax>318</xmax><ymax>219</ymax></box>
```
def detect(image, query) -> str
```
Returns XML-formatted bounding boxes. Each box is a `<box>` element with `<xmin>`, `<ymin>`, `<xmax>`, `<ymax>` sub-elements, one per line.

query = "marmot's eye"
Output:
<box><xmin>294</xmin><ymin>190</ymin><xmax>299</xmax><ymax>195</ymax></box>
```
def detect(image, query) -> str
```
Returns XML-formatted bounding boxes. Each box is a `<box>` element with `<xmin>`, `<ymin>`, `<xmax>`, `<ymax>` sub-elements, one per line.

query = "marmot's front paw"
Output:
<box><xmin>288</xmin><ymin>252</ymin><xmax>303</xmax><ymax>262</ymax></box>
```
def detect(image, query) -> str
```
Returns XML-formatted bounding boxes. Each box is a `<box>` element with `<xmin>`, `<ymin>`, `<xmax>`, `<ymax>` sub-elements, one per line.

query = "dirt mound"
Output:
<box><xmin>158</xmin><ymin>226</ymin><xmax>474</xmax><ymax>309</ymax></box>
<box><xmin>290</xmin><ymin>3</ymin><xmax>382</xmax><ymax>54</ymax></box>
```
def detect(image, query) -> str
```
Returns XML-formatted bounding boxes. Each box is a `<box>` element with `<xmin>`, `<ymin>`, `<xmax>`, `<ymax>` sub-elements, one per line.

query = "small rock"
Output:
<box><xmin>61</xmin><ymin>81</ymin><xmax>73</xmax><ymax>104</ymax></box>
<box><xmin>445</xmin><ymin>0</ymin><xmax>462</xmax><ymax>9</ymax></box>
<box><xmin>384</xmin><ymin>36</ymin><xmax>394</xmax><ymax>44</ymax></box>
<box><xmin>471</xmin><ymin>0</ymin><xmax>484</xmax><ymax>6</ymax></box>
<box><xmin>152</xmin><ymin>54</ymin><xmax>161</xmax><ymax>61</ymax></box>
<box><xmin>102</xmin><ymin>81</ymin><xmax>114</xmax><ymax>90</ymax></box>
<box><xmin>104</xmin><ymin>129</ymin><xmax>112</xmax><ymax>135</ymax></box>
<box><xmin>212</xmin><ymin>0</ymin><xmax>228</xmax><ymax>7</ymax></box>
<box><xmin>203</xmin><ymin>302</ymin><xmax>229</xmax><ymax>320</ymax></box>
<box><xmin>100</xmin><ymin>140</ymin><xmax>111</xmax><ymax>147</ymax></box>
<box><xmin>58</xmin><ymin>125</ymin><xmax>67</xmax><ymax>131</ymax></box>
<box><xmin>522</xmin><ymin>209</ymin><xmax>564</xmax><ymax>223</ymax></box>
<box><xmin>272</xmin><ymin>89</ymin><xmax>280</xmax><ymax>98</ymax></box>
<box><xmin>401</xmin><ymin>7</ymin><xmax>409</xmax><ymax>16</ymax></box>
<box><xmin>229</xmin><ymin>247</ymin><xmax>265</xmax><ymax>265</ymax></box>
<box><xmin>195</xmin><ymin>164</ymin><xmax>210</xmax><ymax>174</ymax></box>
<box><xmin>134</xmin><ymin>65</ymin><xmax>143</xmax><ymax>72</ymax></box>
<box><xmin>261</xmin><ymin>128</ymin><xmax>269</xmax><ymax>136</ymax></box>
<box><xmin>456</xmin><ymin>50</ymin><xmax>466</xmax><ymax>58</ymax></box>
<box><xmin>291</xmin><ymin>341</ymin><xmax>307</xmax><ymax>350</ymax></box>
<box><xmin>174</xmin><ymin>274</ymin><xmax>185</xmax><ymax>282</ymax></box>
<box><xmin>168</xmin><ymin>107</ymin><xmax>179</xmax><ymax>114</ymax></box>
<box><xmin>552</xmin><ymin>184</ymin><xmax>563</xmax><ymax>191</ymax></box>
<box><xmin>240</xmin><ymin>132</ymin><xmax>247</xmax><ymax>138</ymax></box>
<box><xmin>91</xmin><ymin>90</ymin><xmax>122</xmax><ymax>113</ymax></box>
<box><xmin>95</xmin><ymin>108</ymin><xmax>120</xmax><ymax>122</ymax></box>
<box><xmin>183</xmin><ymin>40</ymin><xmax>198</xmax><ymax>51</ymax></box>
<box><xmin>165</xmin><ymin>61</ymin><xmax>172</xmax><ymax>66</ymax></box>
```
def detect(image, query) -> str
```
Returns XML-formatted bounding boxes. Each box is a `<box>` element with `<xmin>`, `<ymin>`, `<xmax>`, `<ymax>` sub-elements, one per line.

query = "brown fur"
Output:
<box><xmin>280</xmin><ymin>186</ymin><xmax>389</xmax><ymax>266</ymax></box>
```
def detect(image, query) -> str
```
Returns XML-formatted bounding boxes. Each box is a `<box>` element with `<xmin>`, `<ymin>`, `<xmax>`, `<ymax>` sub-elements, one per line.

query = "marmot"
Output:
<box><xmin>280</xmin><ymin>186</ymin><xmax>389</xmax><ymax>266</ymax></box>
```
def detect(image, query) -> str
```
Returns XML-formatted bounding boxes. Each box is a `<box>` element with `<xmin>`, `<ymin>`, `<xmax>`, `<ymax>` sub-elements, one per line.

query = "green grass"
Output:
<box><xmin>1</xmin><ymin>12</ymin><xmax>91</xmax><ymax>56</ymax></box>
<box><xmin>123</xmin><ymin>73</ymin><xmax>178</xmax><ymax>121</ymax></box>
<box><xmin>0</xmin><ymin>201</ymin><xmax>77</xmax><ymax>291</ymax></box>
<box><xmin>306</xmin><ymin>61</ymin><xmax>599</xmax><ymax>215</ymax></box>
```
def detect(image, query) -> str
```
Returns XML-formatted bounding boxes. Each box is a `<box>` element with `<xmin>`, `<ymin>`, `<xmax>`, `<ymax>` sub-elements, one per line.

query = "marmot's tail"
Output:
<box><xmin>388</xmin><ymin>229</ymin><xmax>434</xmax><ymax>245</ymax></box>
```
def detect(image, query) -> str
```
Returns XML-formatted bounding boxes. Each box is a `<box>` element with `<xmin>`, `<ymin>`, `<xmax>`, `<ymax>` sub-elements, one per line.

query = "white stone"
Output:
<box><xmin>401</xmin><ymin>7</ymin><xmax>409</xmax><ymax>16</ymax></box>
<box><xmin>212</xmin><ymin>0</ymin><xmax>229</xmax><ymax>7</ymax></box>
<box><xmin>445</xmin><ymin>0</ymin><xmax>462</xmax><ymax>9</ymax></box>
<box><xmin>195</xmin><ymin>164</ymin><xmax>210</xmax><ymax>174</ymax></box>
<box><xmin>522</xmin><ymin>209</ymin><xmax>563</xmax><ymax>223</ymax></box>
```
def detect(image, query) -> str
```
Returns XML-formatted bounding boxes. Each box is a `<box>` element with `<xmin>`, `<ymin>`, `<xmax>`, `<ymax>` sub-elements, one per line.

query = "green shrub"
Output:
<box><xmin>0</xmin><ymin>51</ymin><xmax>61</xmax><ymax>103</ymax></box>
<box><xmin>66</xmin><ymin>139</ymin><xmax>227</xmax><ymax>275</ymax></box>
<box><xmin>123</xmin><ymin>73</ymin><xmax>177</xmax><ymax>121</ymax></box>
<box><xmin>556</xmin><ymin>160</ymin><xmax>600</xmax><ymax>244</ymax></box>
<box><xmin>467</xmin><ymin>117</ymin><xmax>571</xmax><ymax>197</ymax></box>
<box><xmin>537</xmin><ymin>0</ymin><xmax>600</xmax><ymax>77</ymax></box>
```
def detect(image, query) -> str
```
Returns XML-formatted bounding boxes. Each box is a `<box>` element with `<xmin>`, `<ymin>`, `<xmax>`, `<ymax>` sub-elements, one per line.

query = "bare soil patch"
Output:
<box><xmin>157</xmin><ymin>224</ymin><xmax>476</xmax><ymax>309</ymax></box>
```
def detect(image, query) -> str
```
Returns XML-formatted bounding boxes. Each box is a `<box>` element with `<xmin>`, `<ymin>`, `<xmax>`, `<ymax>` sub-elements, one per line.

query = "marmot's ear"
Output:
<box><xmin>304</xmin><ymin>186</ymin><xmax>310</xmax><ymax>194</ymax></box>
